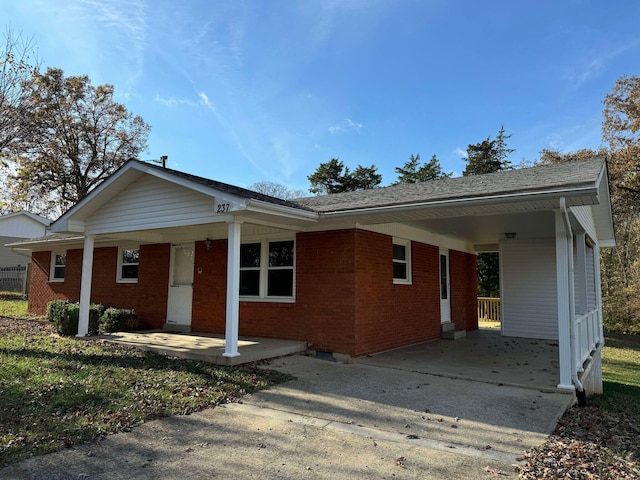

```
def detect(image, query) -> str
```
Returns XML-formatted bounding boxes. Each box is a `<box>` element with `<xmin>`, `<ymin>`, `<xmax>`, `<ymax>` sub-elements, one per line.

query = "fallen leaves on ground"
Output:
<box><xmin>0</xmin><ymin>316</ymin><xmax>54</xmax><ymax>337</ymax></box>
<box><xmin>517</xmin><ymin>405</ymin><xmax>640</xmax><ymax>479</ymax></box>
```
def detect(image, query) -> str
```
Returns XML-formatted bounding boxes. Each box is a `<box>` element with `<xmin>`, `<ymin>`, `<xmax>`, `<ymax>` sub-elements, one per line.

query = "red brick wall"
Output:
<box><xmin>450</xmin><ymin>249</ymin><xmax>478</xmax><ymax>331</ymax></box>
<box><xmin>29</xmin><ymin>250</ymin><xmax>81</xmax><ymax>314</ymax></box>
<box><xmin>290</xmin><ymin>230</ymin><xmax>356</xmax><ymax>353</ymax></box>
<box><xmin>90</xmin><ymin>244</ymin><xmax>170</xmax><ymax>329</ymax></box>
<box><xmin>29</xmin><ymin>244</ymin><xmax>171</xmax><ymax>329</ymax></box>
<box><xmin>353</xmin><ymin>230</ymin><xmax>442</xmax><ymax>356</ymax></box>
<box><xmin>191</xmin><ymin>230</ymin><xmax>357</xmax><ymax>354</ymax></box>
<box><xmin>28</xmin><ymin>231</ymin><xmax>478</xmax><ymax>357</ymax></box>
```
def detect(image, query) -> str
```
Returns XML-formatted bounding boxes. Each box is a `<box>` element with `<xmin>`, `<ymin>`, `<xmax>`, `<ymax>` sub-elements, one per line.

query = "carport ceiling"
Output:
<box><xmin>406</xmin><ymin>210</ymin><xmax>557</xmax><ymax>245</ymax></box>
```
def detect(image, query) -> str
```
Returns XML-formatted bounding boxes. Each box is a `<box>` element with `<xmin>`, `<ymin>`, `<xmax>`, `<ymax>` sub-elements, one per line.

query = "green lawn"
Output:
<box><xmin>0</xmin><ymin>316</ymin><xmax>290</xmax><ymax>466</ymax></box>
<box><xmin>0</xmin><ymin>292</ymin><xmax>30</xmax><ymax>318</ymax></box>
<box><xmin>591</xmin><ymin>333</ymin><xmax>640</xmax><ymax>417</ymax></box>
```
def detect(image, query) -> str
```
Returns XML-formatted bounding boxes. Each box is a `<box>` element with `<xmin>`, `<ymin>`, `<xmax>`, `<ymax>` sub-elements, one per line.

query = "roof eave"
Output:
<box><xmin>245</xmin><ymin>199</ymin><xmax>319</xmax><ymax>221</ymax></box>
<box><xmin>320</xmin><ymin>184</ymin><xmax>599</xmax><ymax>218</ymax></box>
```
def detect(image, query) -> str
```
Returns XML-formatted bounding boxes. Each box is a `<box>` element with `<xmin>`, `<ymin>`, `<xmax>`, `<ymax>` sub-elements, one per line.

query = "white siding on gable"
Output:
<box><xmin>571</xmin><ymin>206</ymin><xmax>597</xmax><ymax>241</ymax></box>
<box><xmin>85</xmin><ymin>175</ymin><xmax>235</xmax><ymax>235</ymax></box>
<box><xmin>500</xmin><ymin>240</ymin><xmax>558</xmax><ymax>340</ymax></box>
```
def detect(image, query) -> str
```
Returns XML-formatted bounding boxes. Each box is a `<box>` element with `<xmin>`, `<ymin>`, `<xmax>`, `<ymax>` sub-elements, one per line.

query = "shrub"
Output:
<box><xmin>45</xmin><ymin>301</ymin><xmax>105</xmax><ymax>336</ymax></box>
<box><xmin>98</xmin><ymin>307</ymin><xmax>140</xmax><ymax>334</ymax></box>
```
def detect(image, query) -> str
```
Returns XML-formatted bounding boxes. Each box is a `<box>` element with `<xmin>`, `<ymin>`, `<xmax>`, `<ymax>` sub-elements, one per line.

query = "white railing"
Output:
<box><xmin>574</xmin><ymin>308</ymin><xmax>602</xmax><ymax>373</ymax></box>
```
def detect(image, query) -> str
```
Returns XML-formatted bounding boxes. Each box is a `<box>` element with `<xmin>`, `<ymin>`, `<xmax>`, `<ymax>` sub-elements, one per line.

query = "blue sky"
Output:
<box><xmin>4</xmin><ymin>0</ymin><xmax>640</xmax><ymax>192</ymax></box>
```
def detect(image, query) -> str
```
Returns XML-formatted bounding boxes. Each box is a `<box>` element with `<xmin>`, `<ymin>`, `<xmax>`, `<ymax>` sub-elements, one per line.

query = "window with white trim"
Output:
<box><xmin>393</xmin><ymin>239</ymin><xmax>412</xmax><ymax>284</ymax></box>
<box><xmin>240</xmin><ymin>239</ymin><xmax>295</xmax><ymax>299</ymax></box>
<box><xmin>50</xmin><ymin>252</ymin><xmax>66</xmax><ymax>282</ymax></box>
<box><xmin>117</xmin><ymin>247</ymin><xmax>139</xmax><ymax>283</ymax></box>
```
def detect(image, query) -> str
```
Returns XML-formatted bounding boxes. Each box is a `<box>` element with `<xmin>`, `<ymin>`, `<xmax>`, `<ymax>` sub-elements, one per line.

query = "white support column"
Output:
<box><xmin>575</xmin><ymin>233</ymin><xmax>588</xmax><ymax>316</ymax></box>
<box><xmin>223</xmin><ymin>220</ymin><xmax>241</xmax><ymax>358</ymax></box>
<box><xmin>594</xmin><ymin>242</ymin><xmax>604</xmax><ymax>342</ymax></box>
<box><xmin>555</xmin><ymin>211</ymin><xmax>573</xmax><ymax>390</ymax></box>
<box><xmin>77</xmin><ymin>235</ymin><xmax>95</xmax><ymax>337</ymax></box>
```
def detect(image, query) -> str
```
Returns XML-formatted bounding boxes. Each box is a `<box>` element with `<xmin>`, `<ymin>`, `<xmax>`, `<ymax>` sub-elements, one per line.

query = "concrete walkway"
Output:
<box><xmin>2</xmin><ymin>354</ymin><xmax>572</xmax><ymax>480</ymax></box>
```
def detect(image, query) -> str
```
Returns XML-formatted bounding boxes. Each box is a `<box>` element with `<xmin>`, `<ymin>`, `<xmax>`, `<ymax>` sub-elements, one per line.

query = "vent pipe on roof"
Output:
<box><xmin>150</xmin><ymin>156</ymin><xmax>168</xmax><ymax>168</ymax></box>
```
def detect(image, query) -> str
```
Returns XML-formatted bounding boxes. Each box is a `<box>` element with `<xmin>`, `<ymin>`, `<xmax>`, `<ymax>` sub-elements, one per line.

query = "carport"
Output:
<box><xmin>352</xmin><ymin>328</ymin><xmax>562</xmax><ymax>392</ymax></box>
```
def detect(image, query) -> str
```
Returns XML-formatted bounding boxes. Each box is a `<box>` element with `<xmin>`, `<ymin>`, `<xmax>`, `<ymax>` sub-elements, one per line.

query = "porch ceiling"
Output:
<box><xmin>405</xmin><ymin>210</ymin><xmax>557</xmax><ymax>245</ymax></box>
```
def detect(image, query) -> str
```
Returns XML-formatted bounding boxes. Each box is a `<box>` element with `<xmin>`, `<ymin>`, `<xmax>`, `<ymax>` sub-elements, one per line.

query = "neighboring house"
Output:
<box><xmin>0</xmin><ymin>211</ymin><xmax>51</xmax><ymax>292</ymax></box>
<box><xmin>0</xmin><ymin>211</ymin><xmax>51</xmax><ymax>268</ymax></box>
<box><xmin>9</xmin><ymin>158</ymin><xmax>614</xmax><ymax>399</ymax></box>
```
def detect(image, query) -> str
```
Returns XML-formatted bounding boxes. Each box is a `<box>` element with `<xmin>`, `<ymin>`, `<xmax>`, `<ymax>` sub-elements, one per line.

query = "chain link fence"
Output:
<box><xmin>0</xmin><ymin>265</ymin><xmax>29</xmax><ymax>294</ymax></box>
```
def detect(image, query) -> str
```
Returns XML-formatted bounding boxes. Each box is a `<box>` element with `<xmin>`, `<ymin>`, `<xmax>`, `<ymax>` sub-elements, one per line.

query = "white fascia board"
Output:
<box><xmin>8</xmin><ymin>235</ymin><xmax>86</xmax><ymax>251</ymax></box>
<box><xmin>322</xmin><ymin>185</ymin><xmax>599</xmax><ymax>219</ymax></box>
<box><xmin>593</xmin><ymin>167</ymin><xmax>616</xmax><ymax>246</ymax></box>
<box><xmin>245</xmin><ymin>199</ymin><xmax>319</xmax><ymax>221</ymax></box>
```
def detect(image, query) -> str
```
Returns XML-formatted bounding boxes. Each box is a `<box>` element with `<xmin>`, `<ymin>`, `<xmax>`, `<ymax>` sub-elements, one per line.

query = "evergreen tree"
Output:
<box><xmin>308</xmin><ymin>158</ymin><xmax>381</xmax><ymax>194</ymax></box>
<box><xmin>463</xmin><ymin>126</ymin><xmax>514</xmax><ymax>176</ymax></box>
<box><xmin>394</xmin><ymin>153</ymin><xmax>451</xmax><ymax>184</ymax></box>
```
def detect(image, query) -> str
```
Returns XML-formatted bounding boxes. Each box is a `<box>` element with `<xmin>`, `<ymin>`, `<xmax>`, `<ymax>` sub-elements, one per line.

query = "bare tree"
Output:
<box><xmin>0</xmin><ymin>28</ymin><xmax>38</xmax><ymax>158</ymax></box>
<box><xmin>248</xmin><ymin>181</ymin><xmax>306</xmax><ymax>200</ymax></box>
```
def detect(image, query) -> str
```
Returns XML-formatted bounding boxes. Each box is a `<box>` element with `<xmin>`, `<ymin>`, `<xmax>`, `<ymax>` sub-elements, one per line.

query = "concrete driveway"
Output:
<box><xmin>1</xmin><ymin>355</ymin><xmax>573</xmax><ymax>480</ymax></box>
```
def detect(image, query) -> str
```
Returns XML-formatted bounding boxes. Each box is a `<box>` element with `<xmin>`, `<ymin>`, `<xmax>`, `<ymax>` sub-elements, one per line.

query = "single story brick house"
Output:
<box><xmin>10</xmin><ymin>157</ymin><xmax>614</xmax><ymax>397</ymax></box>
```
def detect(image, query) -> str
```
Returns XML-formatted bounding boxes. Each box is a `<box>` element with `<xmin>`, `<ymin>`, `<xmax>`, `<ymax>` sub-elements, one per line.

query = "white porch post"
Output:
<box><xmin>594</xmin><ymin>242</ymin><xmax>604</xmax><ymax>342</ymax></box>
<box><xmin>575</xmin><ymin>233</ymin><xmax>588</xmax><ymax>316</ymax></box>
<box><xmin>223</xmin><ymin>220</ymin><xmax>241</xmax><ymax>357</ymax></box>
<box><xmin>77</xmin><ymin>235</ymin><xmax>95</xmax><ymax>337</ymax></box>
<box><xmin>555</xmin><ymin>211</ymin><xmax>573</xmax><ymax>390</ymax></box>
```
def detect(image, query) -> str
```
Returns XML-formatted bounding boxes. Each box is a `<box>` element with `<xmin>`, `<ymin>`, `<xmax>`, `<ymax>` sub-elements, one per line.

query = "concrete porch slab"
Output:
<box><xmin>96</xmin><ymin>331</ymin><xmax>308</xmax><ymax>366</ymax></box>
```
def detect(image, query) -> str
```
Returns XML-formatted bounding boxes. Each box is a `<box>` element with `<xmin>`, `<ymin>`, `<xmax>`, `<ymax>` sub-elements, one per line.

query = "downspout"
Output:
<box><xmin>559</xmin><ymin>197</ymin><xmax>586</xmax><ymax>404</ymax></box>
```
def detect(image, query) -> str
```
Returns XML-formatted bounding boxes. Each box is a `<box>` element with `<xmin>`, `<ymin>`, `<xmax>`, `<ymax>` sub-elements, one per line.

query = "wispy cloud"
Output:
<box><xmin>80</xmin><ymin>0</ymin><xmax>148</xmax><ymax>92</ymax></box>
<box><xmin>564</xmin><ymin>58</ymin><xmax>605</xmax><ymax>87</ymax></box>
<box><xmin>564</xmin><ymin>37</ymin><xmax>640</xmax><ymax>87</ymax></box>
<box><xmin>454</xmin><ymin>147</ymin><xmax>467</xmax><ymax>159</ymax></box>
<box><xmin>328</xmin><ymin>118</ymin><xmax>363</xmax><ymax>134</ymax></box>
<box><xmin>154</xmin><ymin>94</ymin><xmax>198</xmax><ymax>107</ymax></box>
<box><xmin>198</xmin><ymin>91</ymin><xmax>261</xmax><ymax>172</ymax></box>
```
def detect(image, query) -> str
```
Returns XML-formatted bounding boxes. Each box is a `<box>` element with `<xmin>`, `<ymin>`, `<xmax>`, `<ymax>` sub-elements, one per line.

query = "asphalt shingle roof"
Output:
<box><xmin>293</xmin><ymin>157</ymin><xmax>606</xmax><ymax>213</ymax></box>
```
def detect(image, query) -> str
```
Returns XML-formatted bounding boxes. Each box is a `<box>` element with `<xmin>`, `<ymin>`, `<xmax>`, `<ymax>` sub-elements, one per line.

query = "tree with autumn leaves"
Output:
<box><xmin>0</xmin><ymin>32</ymin><xmax>150</xmax><ymax>216</ymax></box>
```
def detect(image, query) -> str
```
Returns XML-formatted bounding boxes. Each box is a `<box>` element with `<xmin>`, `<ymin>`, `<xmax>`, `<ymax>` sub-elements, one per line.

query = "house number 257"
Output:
<box><xmin>216</xmin><ymin>203</ymin><xmax>230</xmax><ymax>213</ymax></box>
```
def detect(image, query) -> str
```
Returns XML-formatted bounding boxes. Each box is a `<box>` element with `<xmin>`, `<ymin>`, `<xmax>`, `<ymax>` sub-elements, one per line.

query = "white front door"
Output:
<box><xmin>439</xmin><ymin>248</ymin><xmax>451</xmax><ymax>324</ymax></box>
<box><xmin>166</xmin><ymin>243</ymin><xmax>195</xmax><ymax>326</ymax></box>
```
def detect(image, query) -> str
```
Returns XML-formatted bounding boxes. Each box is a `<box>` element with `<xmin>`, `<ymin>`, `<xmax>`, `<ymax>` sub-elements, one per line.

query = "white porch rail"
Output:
<box><xmin>574</xmin><ymin>307</ymin><xmax>602</xmax><ymax>373</ymax></box>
